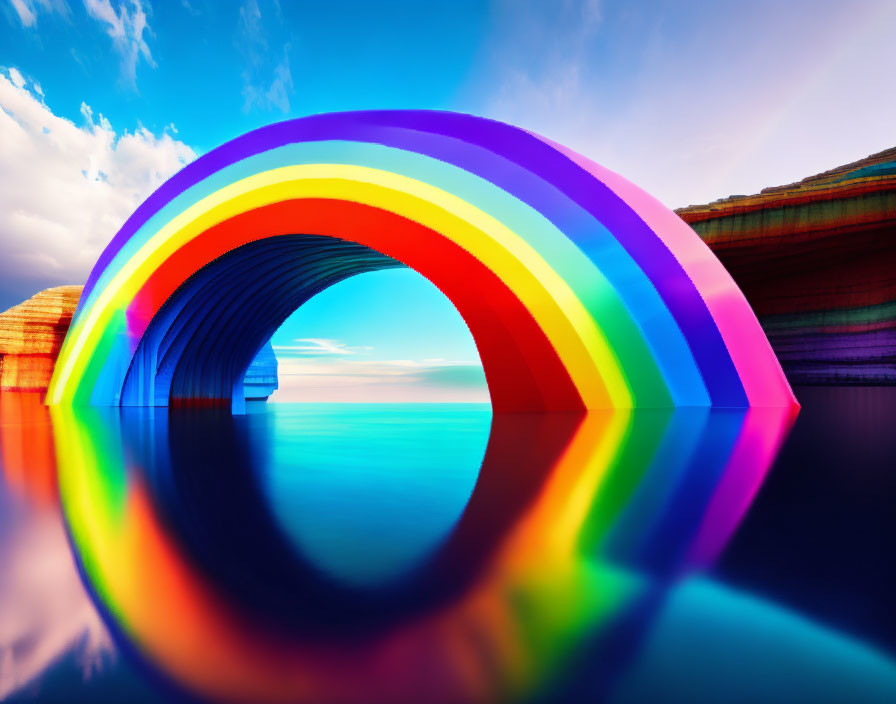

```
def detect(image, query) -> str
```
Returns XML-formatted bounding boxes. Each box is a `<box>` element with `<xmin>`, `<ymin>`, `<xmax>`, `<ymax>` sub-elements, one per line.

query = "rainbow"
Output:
<box><xmin>46</xmin><ymin>111</ymin><xmax>795</xmax><ymax>410</ymax></box>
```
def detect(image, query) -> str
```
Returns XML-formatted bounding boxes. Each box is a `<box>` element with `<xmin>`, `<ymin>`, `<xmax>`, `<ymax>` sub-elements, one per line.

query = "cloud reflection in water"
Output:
<box><xmin>0</xmin><ymin>394</ymin><xmax>112</xmax><ymax>701</ymax></box>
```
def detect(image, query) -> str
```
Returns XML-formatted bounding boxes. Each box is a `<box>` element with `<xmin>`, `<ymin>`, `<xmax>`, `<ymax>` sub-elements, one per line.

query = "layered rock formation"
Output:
<box><xmin>678</xmin><ymin>147</ymin><xmax>896</xmax><ymax>384</ymax></box>
<box><xmin>0</xmin><ymin>285</ymin><xmax>278</xmax><ymax>399</ymax></box>
<box><xmin>0</xmin><ymin>286</ymin><xmax>82</xmax><ymax>391</ymax></box>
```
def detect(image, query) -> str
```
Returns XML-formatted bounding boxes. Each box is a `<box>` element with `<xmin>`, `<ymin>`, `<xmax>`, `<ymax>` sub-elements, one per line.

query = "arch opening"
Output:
<box><xmin>121</xmin><ymin>231</ymin><xmax>577</xmax><ymax>413</ymax></box>
<box><xmin>265</xmin><ymin>267</ymin><xmax>489</xmax><ymax>405</ymax></box>
<box><xmin>122</xmin><ymin>235</ymin><xmax>398</xmax><ymax>411</ymax></box>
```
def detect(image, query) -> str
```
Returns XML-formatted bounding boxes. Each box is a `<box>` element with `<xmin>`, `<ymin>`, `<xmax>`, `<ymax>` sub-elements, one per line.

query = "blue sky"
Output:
<box><xmin>268</xmin><ymin>269</ymin><xmax>488</xmax><ymax>403</ymax></box>
<box><xmin>1</xmin><ymin>0</ymin><xmax>894</xmax><ymax>400</ymax></box>
<box><xmin>2</xmin><ymin>1</ymin><xmax>491</xmax><ymax>150</ymax></box>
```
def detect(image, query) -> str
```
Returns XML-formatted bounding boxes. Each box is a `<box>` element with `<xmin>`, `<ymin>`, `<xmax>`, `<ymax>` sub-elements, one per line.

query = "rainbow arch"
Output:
<box><xmin>46</xmin><ymin>111</ymin><xmax>795</xmax><ymax>411</ymax></box>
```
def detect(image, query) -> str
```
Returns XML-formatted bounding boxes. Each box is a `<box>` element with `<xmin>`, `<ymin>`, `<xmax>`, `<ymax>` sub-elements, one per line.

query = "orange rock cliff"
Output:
<box><xmin>0</xmin><ymin>286</ymin><xmax>82</xmax><ymax>391</ymax></box>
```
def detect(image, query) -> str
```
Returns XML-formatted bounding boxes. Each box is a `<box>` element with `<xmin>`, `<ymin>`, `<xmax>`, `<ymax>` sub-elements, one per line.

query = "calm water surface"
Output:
<box><xmin>0</xmin><ymin>389</ymin><xmax>894</xmax><ymax>702</ymax></box>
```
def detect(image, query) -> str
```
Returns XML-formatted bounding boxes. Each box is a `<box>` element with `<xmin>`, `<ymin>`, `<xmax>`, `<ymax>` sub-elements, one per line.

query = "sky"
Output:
<box><xmin>1</xmin><ymin>0</ymin><xmax>894</xmax><ymax>400</ymax></box>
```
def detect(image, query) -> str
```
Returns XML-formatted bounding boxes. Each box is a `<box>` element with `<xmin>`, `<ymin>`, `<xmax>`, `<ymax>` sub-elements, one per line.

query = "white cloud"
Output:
<box><xmin>260</xmin><ymin>47</ymin><xmax>294</xmax><ymax>113</ymax></box>
<box><xmin>84</xmin><ymin>0</ymin><xmax>156</xmax><ymax>88</ymax></box>
<box><xmin>0</xmin><ymin>68</ymin><xmax>195</xmax><ymax>305</ymax></box>
<box><xmin>7</xmin><ymin>1</ymin><xmax>155</xmax><ymax>87</ymax></box>
<box><xmin>180</xmin><ymin>0</ymin><xmax>199</xmax><ymax>16</ymax></box>
<box><xmin>7</xmin><ymin>0</ymin><xmax>68</xmax><ymax>27</ymax></box>
<box><xmin>9</xmin><ymin>0</ymin><xmax>36</xmax><ymax>26</ymax></box>
<box><xmin>485</xmin><ymin>0</ymin><xmax>602</xmax><ymax>129</ymax></box>
<box><xmin>270</xmin><ymin>356</ymin><xmax>488</xmax><ymax>403</ymax></box>
<box><xmin>481</xmin><ymin>0</ymin><xmax>896</xmax><ymax>209</ymax></box>
<box><xmin>238</xmin><ymin>0</ymin><xmax>294</xmax><ymax>113</ymax></box>
<box><xmin>238</xmin><ymin>0</ymin><xmax>261</xmax><ymax>38</ymax></box>
<box><xmin>0</xmin><ymin>505</ymin><xmax>113</xmax><ymax>699</ymax></box>
<box><xmin>7</xmin><ymin>67</ymin><xmax>26</xmax><ymax>89</ymax></box>
<box><xmin>273</xmin><ymin>338</ymin><xmax>372</xmax><ymax>356</ymax></box>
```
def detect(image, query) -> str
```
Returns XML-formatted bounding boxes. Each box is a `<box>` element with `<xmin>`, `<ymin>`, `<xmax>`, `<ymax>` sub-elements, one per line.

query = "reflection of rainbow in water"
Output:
<box><xmin>49</xmin><ymin>404</ymin><xmax>796</xmax><ymax>704</ymax></box>
<box><xmin>0</xmin><ymin>392</ymin><xmax>58</xmax><ymax>506</ymax></box>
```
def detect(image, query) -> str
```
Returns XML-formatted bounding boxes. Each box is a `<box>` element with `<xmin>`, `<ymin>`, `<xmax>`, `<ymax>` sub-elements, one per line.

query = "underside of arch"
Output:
<box><xmin>122</xmin><ymin>236</ymin><xmax>400</xmax><ymax>411</ymax></box>
<box><xmin>120</xmin><ymin>215</ymin><xmax>586</xmax><ymax>412</ymax></box>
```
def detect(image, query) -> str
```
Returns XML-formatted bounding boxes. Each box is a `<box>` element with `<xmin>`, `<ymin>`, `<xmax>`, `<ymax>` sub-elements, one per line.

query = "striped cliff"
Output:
<box><xmin>677</xmin><ymin>147</ymin><xmax>896</xmax><ymax>384</ymax></box>
<box><xmin>0</xmin><ymin>286</ymin><xmax>81</xmax><ymax>392</ymax></box>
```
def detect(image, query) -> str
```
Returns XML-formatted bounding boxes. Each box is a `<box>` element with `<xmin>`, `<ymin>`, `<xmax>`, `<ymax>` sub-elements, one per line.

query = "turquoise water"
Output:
<box><xmin>260</xmin><ymin>404</ymin><xmax>491</xmax><ymax>587</ymax></box>
<box><xmin>0</xmin><ymin>392</ymin><xmax>894</xmax><ymax>702</ymax></box>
